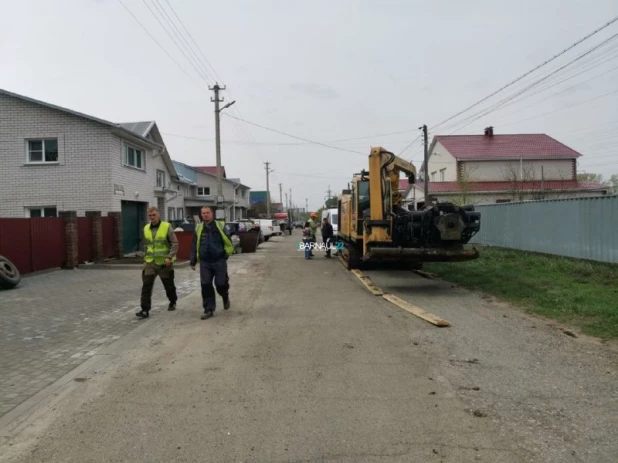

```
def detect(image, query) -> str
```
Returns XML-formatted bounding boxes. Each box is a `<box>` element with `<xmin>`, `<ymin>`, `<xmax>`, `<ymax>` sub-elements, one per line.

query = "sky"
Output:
<box><xmin>1</xmin><ymin>0</ymin><xmax>617</xmax><ymax>211</ymax></box>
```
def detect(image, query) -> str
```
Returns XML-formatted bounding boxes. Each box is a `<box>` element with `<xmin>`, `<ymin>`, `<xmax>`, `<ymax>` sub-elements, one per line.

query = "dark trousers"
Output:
<box><xmin>324</xmin><ymin>237</ymin><xmax>333</xmax><ymax>257</ymax></box>
<box><xmin>141</xmin><ymin>263</ymin><xmax>177</xmax><ymax>311</ymax></box>
<box><xmin>200</xmin><ymin>259</ymin><xmax>229</xmax><ymax>311</ymax></box>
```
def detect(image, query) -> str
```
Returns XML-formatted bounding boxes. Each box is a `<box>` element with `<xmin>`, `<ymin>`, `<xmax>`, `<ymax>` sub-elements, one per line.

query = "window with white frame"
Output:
<box><xmin>431</xmin><ymin>171</ymin><xmax>436</xmax><ymax>181</ymax></box>
<box><xmin>177</xmin><ymin>207</ymin><xmax>184</xmax><ymax>219</ymax></box>
<box><xmin>27</xmin><ymin>207</ymin><xmax>57</xmax><ymax>217</ymax></box>
<box><xmin>27</xmin><ymin>139</ymin><xmax>58</xmax><ymax>163</ymax></box>
<box><xmin>156</xmin><ymin>170</ymin><xmax>165</xmax><ymax>187</ymax></box>
<box><xmin>197</xmin><ymin>187</ymin><xmax>210</xmax><ymax>196</ymax></box>
<box><xmin>168</xmin><ymin>207</ymin><xmax>175</xmax><ymax>220</ymax></box>
<box><xmin>440</xmin><ymin>168</ymin><xmax>446</xmax><ymax>181</ymax></box>
<box><xmin>123</xmin><ymin>144</ymin><xmax>144</xmax><ymax>170</ymax></box>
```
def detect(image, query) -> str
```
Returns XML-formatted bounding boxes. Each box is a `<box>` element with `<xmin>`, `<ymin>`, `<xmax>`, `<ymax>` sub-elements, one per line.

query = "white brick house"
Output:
<box><xmin>0</xmin><ymin>88</ymin><xmax>181</xmax><ymax>253</ymax></box>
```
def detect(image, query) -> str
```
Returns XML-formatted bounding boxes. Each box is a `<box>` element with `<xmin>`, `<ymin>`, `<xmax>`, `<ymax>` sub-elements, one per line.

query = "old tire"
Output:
<box><xmin>0</xmin><ymin>256</ymin><xmax>21</xmax><ymax>289</ymax></box>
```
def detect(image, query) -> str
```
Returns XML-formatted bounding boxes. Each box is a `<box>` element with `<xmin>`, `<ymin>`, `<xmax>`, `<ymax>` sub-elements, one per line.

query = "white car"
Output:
<box><xmin>321</xmin><ymin>208</ymin><xmax>338</xmax><ymax>236</ymax></box>
<box><xmin>254</xmin><ymin>219</ymin><xmax>277</xmax><ymax>241</ymax></box>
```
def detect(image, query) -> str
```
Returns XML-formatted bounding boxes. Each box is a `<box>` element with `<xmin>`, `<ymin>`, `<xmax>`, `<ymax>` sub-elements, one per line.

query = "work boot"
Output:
<box><xmin>201</xmin><ymin>310</ymin><xmax>213</xmax><ymax>320</ymax></box>
<box><xmin>223</xmin><ymin>298</ymin><xmax>230</xmax><ymax>310</ymax></box>
<box><xmin>136</xmin><ymin>310</ymin><xmax>149</xmax><ymax>319</ymax></box>
<box><xmin>168</xmin><ymin>302</ymin><xmax>176</xmax><ymax>311</ymax></box>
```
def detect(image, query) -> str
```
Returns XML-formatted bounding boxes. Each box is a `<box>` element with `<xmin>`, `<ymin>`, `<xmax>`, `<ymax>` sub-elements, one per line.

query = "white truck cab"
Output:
<box><xmin>321</xmin><ymin>208</ymin><xmax>338</xmax><ymax>236</ymax></box>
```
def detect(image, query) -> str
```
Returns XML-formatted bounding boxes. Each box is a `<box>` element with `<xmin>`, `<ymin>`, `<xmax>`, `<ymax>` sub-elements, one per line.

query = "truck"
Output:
<box><xmin>337</xmin><ymin>146</ymin><xmax>481</xmax><ymax>270</ymax></box>
<box><xmin>321</xmin><ymin>208</ymin><xmax>338</xmax><ymax>236</ymax></box>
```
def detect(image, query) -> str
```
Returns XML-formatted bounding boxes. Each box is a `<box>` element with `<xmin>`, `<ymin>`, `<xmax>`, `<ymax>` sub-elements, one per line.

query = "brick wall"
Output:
<box><xmin>0</xmin><ymin>93</ymin><xmax>113</xmax><ymax>217</ymax></box>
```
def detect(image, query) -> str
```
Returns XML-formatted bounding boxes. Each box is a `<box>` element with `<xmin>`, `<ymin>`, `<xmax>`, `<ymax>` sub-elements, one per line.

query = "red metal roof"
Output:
<box><xmin>434</xmin><ymin>134</ymin><xmax>581</xmax><ymax>160</ymax></box>
<box><xmin>399</xmin><ymin>179</ymin><xmax>408</xmax><ymax>190</ymax></box>
<box><xmin>412</xmin><ymin>180</ymin><xmax>606</xmax><ymax>194</ymax></box>
<box><xmin>194</xmin><ymin>166</ymin><xmax>226</xmax><ymax>177</ymax></box>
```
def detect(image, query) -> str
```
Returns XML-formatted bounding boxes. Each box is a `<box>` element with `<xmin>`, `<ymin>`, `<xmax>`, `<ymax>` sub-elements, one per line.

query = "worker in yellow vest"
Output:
<box><xmin>190</xmin><ymin>206</ymin><xmax>234</xmax><ymax>319</ymax></box>
<box><xmin>136</xmin><ymin>206</ymin><xmax>179</xmax><ymax>319</ymax></box>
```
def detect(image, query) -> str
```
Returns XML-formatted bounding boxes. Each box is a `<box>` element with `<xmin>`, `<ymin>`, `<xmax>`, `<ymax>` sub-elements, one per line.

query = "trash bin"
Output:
<box><xmin>239</xmin><ymin>230</ymin><xmax>259</xmax><ymax>253</ymax></box>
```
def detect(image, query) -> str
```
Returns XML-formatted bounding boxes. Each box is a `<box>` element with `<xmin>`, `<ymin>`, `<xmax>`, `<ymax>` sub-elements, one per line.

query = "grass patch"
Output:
<box><xmin>424</xmin><ymin>247</ymin><xmax>618</xmax><ymax>339</ymax></box>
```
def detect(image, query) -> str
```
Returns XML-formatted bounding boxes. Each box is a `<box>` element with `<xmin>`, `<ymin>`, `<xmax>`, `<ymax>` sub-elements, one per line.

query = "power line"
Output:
<box><xmin>222</xmin><ymin>114</ymin><xmax>367</xmax><ymax>155</ymax></box>
<box><xmin>444</xmin><ymin>32</ymin><xmax>618</xmax><ymax>134</ymax></box>
<box><xmin>116</xmin><ymin>0</ymin><xmax>206</xmax><ymax>93</ymax></box>
<box><xmin>430</xmin><ymin>14</ymin><xmax>618</xmax><ymax>131</ymax></box>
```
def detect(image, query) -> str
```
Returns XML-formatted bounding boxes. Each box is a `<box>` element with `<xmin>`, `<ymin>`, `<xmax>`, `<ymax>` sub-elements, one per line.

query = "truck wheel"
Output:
<box><xmin>0</xmin><ymin>256</ymin><xmax>21</xmax><ymax>289</ymax></box>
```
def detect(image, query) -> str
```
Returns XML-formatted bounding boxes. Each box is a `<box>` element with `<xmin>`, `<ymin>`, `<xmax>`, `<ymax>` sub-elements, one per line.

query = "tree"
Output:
<box><xmin>501</xmin><ymin>162</ymin><xmax>535</xmax><ymax>201</ymax></box>
<box><xmin>577</xmin><ymin>173</ymin><xmax>604</xmax><ymax>183</ymax></box>
<box><xmin>325</xmin><ymin>196</ymin><xmax>338</xmax><ymax>208</ymax></box>
<box><xmin>609</xmin><ymin>174</ymin><xmax>618</xmax><ymax>194</ymax></box>
<box><xmin>452</xmin><ymin>164</ymin><xmax>477</xmax><ymax>206</ymax></box>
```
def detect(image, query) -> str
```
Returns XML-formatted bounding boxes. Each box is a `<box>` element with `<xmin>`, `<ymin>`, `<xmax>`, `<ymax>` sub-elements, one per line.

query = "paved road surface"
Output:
<box><xmin>1</xmin><ymin>233</ymin><xmax>617</xmax><ymax>462</ymax></box>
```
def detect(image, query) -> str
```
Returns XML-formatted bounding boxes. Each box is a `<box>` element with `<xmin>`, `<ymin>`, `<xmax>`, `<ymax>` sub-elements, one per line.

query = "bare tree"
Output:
<box><xmin>452</xmin><ymin>163</ymin><xmax>477</xmax><ymax>206</ymax></box>
<box><xmin>500</xmin><ymin>161</ymin><xmax>535</xmax><ymax>201</ymax></box>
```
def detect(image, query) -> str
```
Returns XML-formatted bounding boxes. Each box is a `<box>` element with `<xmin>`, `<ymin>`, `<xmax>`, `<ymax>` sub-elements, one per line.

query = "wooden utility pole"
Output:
<box><xmin>279</xmin><ymin>183</ymin><xmax>283</xmax><ymax>207</ymax></box>
<box><xmin>210</xmin><ymin>83</ymin><xmax>226</xmax><ymax>201</ymax></box>
<box><xmin>264</xmin><ymin>162</ymin><xmax>274</xmax><ymax>216</ymax></box>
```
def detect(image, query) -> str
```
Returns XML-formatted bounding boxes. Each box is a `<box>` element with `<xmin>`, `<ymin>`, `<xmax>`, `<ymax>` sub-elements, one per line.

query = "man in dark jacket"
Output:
<box><xmin>190</xmin><ymin>206</ymin><xmax>234</xmax><ymax>320</ymax></box>
<box><xmin>322</xmin><ymin>217</ymin><xmax>334</xmax><ymax>258</ymax></box>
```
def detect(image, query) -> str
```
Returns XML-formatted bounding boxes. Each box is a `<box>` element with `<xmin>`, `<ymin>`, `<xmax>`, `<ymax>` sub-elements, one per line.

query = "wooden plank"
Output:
<box><xmin>351</xmin><ymin>269</ymin><xmax>383</xmax><ymax>296</ymax></box>
<box><xmin>382</xmin><ymin>293</ymin><xmax>451</xmax><ymax>327</ymax></box>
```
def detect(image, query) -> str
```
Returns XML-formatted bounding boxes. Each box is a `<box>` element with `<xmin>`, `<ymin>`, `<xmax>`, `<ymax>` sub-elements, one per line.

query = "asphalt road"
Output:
<box><xmin>1</xmin><ymin>233</ymin><xmax>617</xmax><ymax>462</ymax></box>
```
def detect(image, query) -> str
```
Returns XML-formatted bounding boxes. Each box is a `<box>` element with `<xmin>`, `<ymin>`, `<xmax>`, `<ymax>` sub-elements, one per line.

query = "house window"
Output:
<box><xmin>496</xmin><ymin>199</ymin><xmax>511</xmax><ymax>203</ymax></box>
<box><xmin>440</xmin><ymin>169</ymin><xmax>446</xmax><ymax>181</ymax></box>
<box><xmin>168</xmin><ymin>207</ymin><xmax>175</xmax><ymax>220</ymax></box>
<box><xmin>197</xmin><ymin>187</ymin><xmax>210</xmax><ymax>196</ymax></box>
<box><xmin>177</xmin><ymin>207</ymin><xmax>184</xmax><ymax>219</ymax></box>
<box><xmin>241</xmin><ymin>189</ymin><xmax>246</xmax><ymax>198</ymax></box>
<box><xmin>431</xmin><ymin>171</ymin><xmax>436</xmax><ymax>181</ymax></box>
<box><xmin>27</xmin><ymin>207</ymin><xmax>57</xmax><ymax>217</ymax></box>
<box><xmin>156</xmin><ymin>170</ymin><xmax>165</xmax><ymax>187</ymax></box>
<box><xmin>27</xmin><ymin>139</ymin><xmax>58</xmax><ymax>163</ymax></box>
<box><xmin>123</xmin><ymin>144</ymin><xmax>144</xmax><ymax>170</ymax></box>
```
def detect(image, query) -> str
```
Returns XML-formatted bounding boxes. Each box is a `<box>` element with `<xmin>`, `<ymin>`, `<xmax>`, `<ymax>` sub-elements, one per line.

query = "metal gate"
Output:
<box><xmin>121</xmin><ymin>201</ymin><xmax>147</xmax><ymax>254</ymax></box>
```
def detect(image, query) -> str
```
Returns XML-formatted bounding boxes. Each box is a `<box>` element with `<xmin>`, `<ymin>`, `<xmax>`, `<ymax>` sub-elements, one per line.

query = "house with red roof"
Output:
<box><xmin>404</xmin><ymin>127</ymin><xmax>608</xmax><ymax>207</ymax></box>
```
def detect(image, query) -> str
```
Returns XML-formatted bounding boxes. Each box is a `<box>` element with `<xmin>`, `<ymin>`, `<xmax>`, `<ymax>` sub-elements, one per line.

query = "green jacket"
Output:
<box><xmin>308</xmin><ymin>218</ymin><xmax>320</xmax><ymax>238</ymax></box>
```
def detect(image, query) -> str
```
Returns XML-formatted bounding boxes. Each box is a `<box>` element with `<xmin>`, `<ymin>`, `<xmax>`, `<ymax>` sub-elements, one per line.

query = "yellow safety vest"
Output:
<box><xmin>144</xmin><ymin>221</ymin><xmax>174</xmax><ymax>265</ymax></box>
<box><xmin>195</xmin><ymin>220</ymin><xmax>234</xmax><ymax>262</ymax></box>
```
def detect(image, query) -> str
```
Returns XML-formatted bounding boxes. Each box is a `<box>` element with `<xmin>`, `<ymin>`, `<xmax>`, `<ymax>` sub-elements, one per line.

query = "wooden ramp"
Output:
<box><xmin>382</xmin><ymin>293</ymin><xmax>451</xmax><ymax>327</ymax></box>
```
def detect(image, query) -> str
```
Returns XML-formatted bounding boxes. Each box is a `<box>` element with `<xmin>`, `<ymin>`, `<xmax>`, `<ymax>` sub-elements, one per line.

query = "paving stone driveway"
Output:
<box><xmin>0</xmin><ymin>266</ymin><xmax>201</xmax><ymax>418</ymax></box>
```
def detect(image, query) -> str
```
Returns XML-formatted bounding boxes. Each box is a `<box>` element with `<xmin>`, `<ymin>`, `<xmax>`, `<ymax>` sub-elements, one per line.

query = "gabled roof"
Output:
<box><xmin>119</xmin><ymin>121</ymin><xmax>155</xmax><ymax>138</ymax></box>
<box><xmin>432</xmin><ymin>134</ymin><xmax>581</xmax><ymax>160</ymax></box>
<box><xmin>410</xmin><ymin>180</ymin><xmax>607</xmax><ymax>194</ymax></box>
<box><xmin>0</xmin><ymin>88</ymin><xmax>163</xmax><ymax>149</ymax></box>
<box><xmin>195</xmin><ymin>166</ymin><xmax>227</xmax><ymax>178</ymax></box>
<box><xmin>399</xmin><ymin>179</ymin><xmax>409</xmax><ymax>190</ymax></box>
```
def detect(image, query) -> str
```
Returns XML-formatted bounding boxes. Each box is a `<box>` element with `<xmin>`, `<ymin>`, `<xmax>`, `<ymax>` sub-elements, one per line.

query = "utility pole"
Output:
<box><xmin>264</xmin><ymin>162</ymin><xmax>274</xmax><ymax>217</ymax></box>
<box><xmin>420</xmin><ymin>124</ymin><xmax>429</xmax><ymax>205</ymax></box>
<box><xmin>279</xmin><ymin>183</ymin><xmax>283</xmax><ymax>207</ymax></box>
<box><xmin>210</xmin><ymin>82</ymin><xmax>235</xmax><ymax>212</ymax></box>
<box><xmin>285</xmin><ymin>192</ymin><xmax>289</xmax><ymax>211</ymax></box>
<box><xmin>289</xmin><ymin>188</ymin><xmax>293</xmax><ymax>221</ymax></box>
<box><xmin>325</xmin><ymin>185</ymin><xmax>332</xmax><ymax>207</ymax></box>
<box><xmin>305</xmin><ymin>198</ymin><xmax>308</xmax><ymax>214</ymax></box>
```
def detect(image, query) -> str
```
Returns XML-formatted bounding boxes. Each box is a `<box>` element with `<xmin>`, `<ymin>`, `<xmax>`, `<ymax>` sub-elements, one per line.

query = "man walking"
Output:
<box><xmin>308</xmin><ymin>212</ymin><xmax>320</xmax><ymax>257</ymax></box>
<box><xmin>322</xmin><ymin>217</ymin><xmax>334</xmax><ymax>258</ymax></box>
<box><xmin>136</xmin><ymin>206</ymin><xmax>179</xmax><ymax>319</ymax></box>
<box><xmin>190</xmin><ymin>206</ymin><xmax>234</xmax><ymax>320</ymax></box>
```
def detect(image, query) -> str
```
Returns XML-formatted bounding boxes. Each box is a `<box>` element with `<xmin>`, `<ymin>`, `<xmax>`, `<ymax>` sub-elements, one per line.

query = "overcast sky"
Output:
<box><xmin>1</xmin><ymin>0</ymin><xmax>617</xmax><ymax>210</ymax></box>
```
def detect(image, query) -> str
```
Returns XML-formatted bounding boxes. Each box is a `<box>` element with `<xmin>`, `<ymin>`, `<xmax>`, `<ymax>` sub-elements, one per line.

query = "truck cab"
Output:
<box><xmin>321</xmin><ymin>208</ymin><xmax>338</xmax><ymax>236</ymax></box>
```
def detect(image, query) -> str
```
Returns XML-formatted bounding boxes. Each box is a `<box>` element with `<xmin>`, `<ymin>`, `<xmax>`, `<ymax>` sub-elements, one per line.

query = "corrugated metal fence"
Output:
<box><xmin>469</xmin><ymin>195</ymin><xmax>618</xmax><ymax>264</ymax></box>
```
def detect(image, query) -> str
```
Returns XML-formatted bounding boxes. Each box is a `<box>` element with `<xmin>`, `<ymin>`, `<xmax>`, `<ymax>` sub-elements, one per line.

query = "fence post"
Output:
<box><xmin>86</xmin><ymin>211</ymin><xmax>103</xmax><ymax>262</ymax></box>
<box><xmin>107</xmin><ymin>212</ymin><xmax>123</xmax><ymax>258</ymax></box>
<box><xmin>59</xmin><ymin>211</ymin><xmax>78</xmax><ymax>269</ymax></box>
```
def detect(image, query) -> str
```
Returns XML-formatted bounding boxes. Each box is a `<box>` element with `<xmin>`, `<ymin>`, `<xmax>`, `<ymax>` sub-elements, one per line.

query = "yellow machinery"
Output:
<box><xmin>337</xmin><ymin>147</ymin><xmax>480</xmax><ymax>270</ymax></box>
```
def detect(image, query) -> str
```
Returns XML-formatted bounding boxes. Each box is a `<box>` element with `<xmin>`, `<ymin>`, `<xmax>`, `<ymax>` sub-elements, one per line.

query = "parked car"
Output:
<box><xmin>253</xmin><ymin>219</ymin><xmax>277</xmax><ymax>241</ymax></box>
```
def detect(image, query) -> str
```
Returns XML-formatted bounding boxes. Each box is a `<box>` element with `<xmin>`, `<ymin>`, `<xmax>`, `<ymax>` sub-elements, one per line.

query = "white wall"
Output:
<box><xmin>0</xmin><ymin>93</ymin><xmax>114</xmax><ymax>217</ymax></box>
<box><xmin>428</xmin><ymin>142</ymin><xmax>457</xmax><ymax>182</ymax></box>
<box><xmin>462</xmin><ymin>159</ymin><xmax>574</xmax><ymax>182</ymax></box>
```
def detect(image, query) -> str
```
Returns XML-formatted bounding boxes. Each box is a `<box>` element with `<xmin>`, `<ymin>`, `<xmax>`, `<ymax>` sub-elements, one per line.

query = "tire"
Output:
<box><xmin>0</xmin><ymin>255</ymin><xmax>21</xmax><ymax>289</ymax></box>
<box><xmin>264</xmin><ymin>236</ymin><xmax>270</xmax><ymax>241</ymax></box>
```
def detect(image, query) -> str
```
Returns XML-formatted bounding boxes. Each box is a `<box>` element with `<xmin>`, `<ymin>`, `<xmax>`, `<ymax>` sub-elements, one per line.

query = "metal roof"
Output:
<box><xmin>119</xmin><ymin>121</ymin><xmax>155</xmax><ymax>138</ymax></box>
<box><xmin>0</xmin><ymin>88</ymin><xmax>163</xmax><ymax>149</ymax></box>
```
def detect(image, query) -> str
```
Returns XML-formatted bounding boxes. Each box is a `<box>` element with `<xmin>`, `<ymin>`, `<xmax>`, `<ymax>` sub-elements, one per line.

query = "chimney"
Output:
<box><xmin>484</xmin><ymin>126</ymin><xmax>494</xmax><ymax>136</ymax></box>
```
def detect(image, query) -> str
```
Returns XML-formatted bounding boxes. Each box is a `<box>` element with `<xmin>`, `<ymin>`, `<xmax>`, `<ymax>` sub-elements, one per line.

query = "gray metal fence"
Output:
<box><xmin>468</xmin><ymin>195</ymin><xmax>618</xmax><ymax>264</ymax></box>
